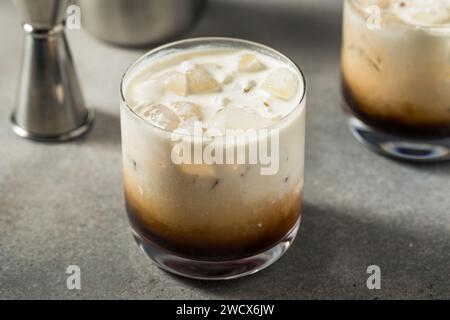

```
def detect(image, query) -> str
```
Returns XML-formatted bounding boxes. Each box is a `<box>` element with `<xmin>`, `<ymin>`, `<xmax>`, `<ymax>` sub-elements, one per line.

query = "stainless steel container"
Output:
<box><xmin>79</xmin><ymin>0</ymin><xmax>207</xmax><ymax>47</ymax></box>
<box><xmin>11</xmin><ymin>0</ymin><xmax>94</xmax><ymax>142</ymax></box>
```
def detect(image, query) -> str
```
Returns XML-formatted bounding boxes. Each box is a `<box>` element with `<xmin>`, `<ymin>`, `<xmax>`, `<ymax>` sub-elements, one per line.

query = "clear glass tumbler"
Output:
<box><xmin>120</xmin><ymin>38</ymin><xmax>306</xmax><ymax>279</ymax></box>
<box><xmin>341</xmin><ymin>0</ymin><xmax>450</xmax><ymax>161</ymax></box>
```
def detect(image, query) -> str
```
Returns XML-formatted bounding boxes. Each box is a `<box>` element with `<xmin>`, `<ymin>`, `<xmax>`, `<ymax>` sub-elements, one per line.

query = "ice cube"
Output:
<box><xmin>175</xmin><ymin>119</ymin><xmax>199</xmax><ymax>135</ymax></box>
<box><xmin>262</xmin><ymin>68</ymin><xmax>299</xmax><ymax>100</ymax></box>
<box><xmin>238</xmin><ymin>53</ymin><xmax>266</xmax><ymax>72</ymax></box>
<box><xmin>132</xmin><ymin>78</ymin><xmax>164</xmax><ymax>104</ymax></box>
<box><xmin>163</xmin><ymin>71</ymin><xmax>187</xmax><ymax>96</ymax></box>
<box><xmin>186</xmin><ymin>65</ymin><xmax>221</xmax><ymax>94</ymax></box>
<box><xmin>135</xmin><ymin>103</ymin><xmax>180</xmax><ymax>131</ymax></box>
<box><xmin>172</xmin><ymin>101</ymin><xmax>203</xmax><ymax>122</ymax></box>
<box><xmin>209</xmin><ymin>107</ymin><xmax>272</xmax><ymax>132</ymax></box>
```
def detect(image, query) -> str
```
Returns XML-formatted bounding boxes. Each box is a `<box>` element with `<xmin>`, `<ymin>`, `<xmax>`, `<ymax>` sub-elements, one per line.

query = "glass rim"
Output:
<box><xmin>119</xmin><ymin>37</ymin><xmax>307</xmax><ymax>136</ymax></box>
<box><xmin>349</xmin><ymin>0</ymin><xmax>450</xmax><ymax>31</ymax></box>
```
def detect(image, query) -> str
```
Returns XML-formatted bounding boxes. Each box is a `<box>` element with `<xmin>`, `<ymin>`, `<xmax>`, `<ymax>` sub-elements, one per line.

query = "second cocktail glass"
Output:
<box><xmin>341</xmin><ymin>0</ymin><xmax>450</xmax><ymax>161</ymax></box>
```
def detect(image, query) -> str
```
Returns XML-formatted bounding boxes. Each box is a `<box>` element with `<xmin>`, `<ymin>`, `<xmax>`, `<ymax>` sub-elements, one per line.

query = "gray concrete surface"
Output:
<box><xmin>0</xmin><ymin>0</ymin><xmax>449</xmax><ymax>299</ymax></box>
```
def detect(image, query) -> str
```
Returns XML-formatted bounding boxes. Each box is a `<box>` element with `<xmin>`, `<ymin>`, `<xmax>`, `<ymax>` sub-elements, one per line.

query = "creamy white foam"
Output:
<box><xmin>357</xmin><ymin>0</ymin><xmax>450</xmax><ymax>26</ymax></box>
<box><xmin>124</xmin><ymin>48</ymin><xmax>304</xmax><ymax>134</ymax></box>
<box><xmin>388</xmin><ymin>0</ymin><xmax>450</xmax><ymax>26</ymax></box>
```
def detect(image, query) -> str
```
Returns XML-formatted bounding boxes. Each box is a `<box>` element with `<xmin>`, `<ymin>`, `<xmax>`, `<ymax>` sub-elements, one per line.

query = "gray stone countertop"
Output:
<box><xmin>0</xmin><ymin>0</ymin><xmax>449</xmax><ymax>299</ymax></box>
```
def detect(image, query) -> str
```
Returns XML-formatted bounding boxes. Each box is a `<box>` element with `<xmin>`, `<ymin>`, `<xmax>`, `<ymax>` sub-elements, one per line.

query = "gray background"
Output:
<box><xmin>0</xmin><ymin>0</ymin><xmax>449</xmax><ymax>299</ymax></box>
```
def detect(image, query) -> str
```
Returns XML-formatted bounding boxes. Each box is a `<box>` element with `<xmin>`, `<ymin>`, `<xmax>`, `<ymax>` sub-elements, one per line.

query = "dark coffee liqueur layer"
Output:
<box><xmin>125</xmin><ymin>188</ymin><xmax>302</xmax><ymax>261</ymax></box>
<box><xmin>342</xmin><ymin>77</ymin><xmax>450</xmax><ymax>139</ymax></box>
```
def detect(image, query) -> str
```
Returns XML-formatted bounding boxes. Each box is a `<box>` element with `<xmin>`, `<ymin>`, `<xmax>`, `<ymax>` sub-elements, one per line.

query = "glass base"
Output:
<box><xmin>348</xmin><ymin>117</ymin><xmax>450</xmax><ymax>162</ymax></box>
<box><xmin>132</xmin><ymin>219</ymin><xmax>300</xmax><ymax>280</ymax></box>
<box><xmin>11</xmin><ymin>109</ymin><xmax>95</xmax><ymax>142</ymax></box>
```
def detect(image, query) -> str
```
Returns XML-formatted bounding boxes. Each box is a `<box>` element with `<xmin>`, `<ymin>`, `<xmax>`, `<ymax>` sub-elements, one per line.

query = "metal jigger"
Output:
<box><xmin>11</xmin><ymin>0</ymin><xmax>94</xmax><ymax>142</ymax></box>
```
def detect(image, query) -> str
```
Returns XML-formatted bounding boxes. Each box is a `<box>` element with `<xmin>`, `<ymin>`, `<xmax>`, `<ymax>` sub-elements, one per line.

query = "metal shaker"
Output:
<box><xmin>79</xmin><ymin>0</ymin><xmax>207</xmax><ymax>48</ymax></box>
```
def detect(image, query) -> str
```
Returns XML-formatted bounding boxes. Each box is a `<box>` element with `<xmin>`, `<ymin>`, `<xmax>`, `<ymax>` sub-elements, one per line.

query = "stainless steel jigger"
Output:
<box><xmin>11</xmin><ymin>0</ymin><xmax>94</xmax><ymax>142</ymax></box>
